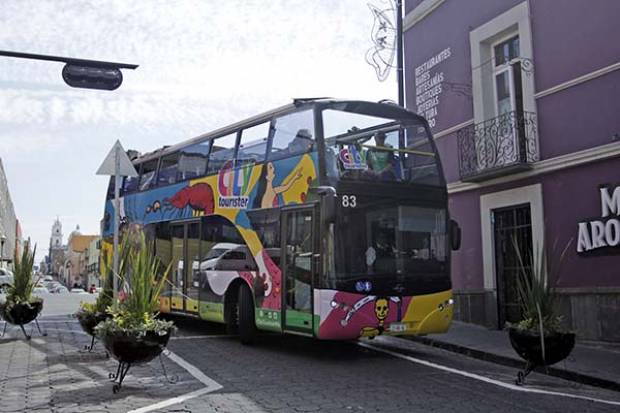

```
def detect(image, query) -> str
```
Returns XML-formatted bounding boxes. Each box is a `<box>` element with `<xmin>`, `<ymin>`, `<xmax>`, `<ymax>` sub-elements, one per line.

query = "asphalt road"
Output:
<box><xmin>10</xmin><ymin>294</ymin><xmax>619</xmax><ymax>413</ymax></box>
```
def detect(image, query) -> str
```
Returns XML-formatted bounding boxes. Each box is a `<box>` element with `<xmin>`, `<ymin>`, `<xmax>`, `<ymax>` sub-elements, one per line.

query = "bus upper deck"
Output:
<box><xmin>101</xmin><ymin>99</ymin><xmax>457</xmax><ymax>342</ymax></box>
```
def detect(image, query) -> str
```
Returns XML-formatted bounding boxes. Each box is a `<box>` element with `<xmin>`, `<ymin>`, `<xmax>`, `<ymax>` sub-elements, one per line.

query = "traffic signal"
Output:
<box><xmin>62</xmin><ymin>64</ymin><xmax>124</xmax><ymax>91</ymax></box>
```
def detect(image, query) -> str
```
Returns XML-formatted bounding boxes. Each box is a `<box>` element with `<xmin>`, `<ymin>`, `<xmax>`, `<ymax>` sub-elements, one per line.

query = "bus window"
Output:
<box><xmin>269</xmin><ymin>110</ymin><xmax>314</xmax><ymax>161</ymax></box>
<box><xmin>106</xmin><ymin>176</ymin><xmax>115</xmax><ymax>199</ymax></box>
<box><xmin>207</xmin><ymin>133</ymin><xmax>237</xmax><ymax>175</ymax></box>
<box><xmin>139</xmin><ymin>159</ymin><xmax>158</xmax><ymax>190</ymax></box>
<box><xmin>237</xmin><ymin>122</ymin><xmax>269</xmax><ymax>166</ymax></box>
<box><xmin>403</xmin><ymin>126</ymin><xmax>441</xmax><ymax>185</ymax></box>
<box><xmin>122</xmin><ymin>174</ymin><xmax>139</xmax><ymax>194</ymax></box>
<box><xmin>158</xmin><ymin>152</ymin><xmax>179</xmax><ymax>186</ymax></box>
<box><xmin>177</xmin><ymin>141</ymin><xmax>210</xmax><ymax>181</ymax></box>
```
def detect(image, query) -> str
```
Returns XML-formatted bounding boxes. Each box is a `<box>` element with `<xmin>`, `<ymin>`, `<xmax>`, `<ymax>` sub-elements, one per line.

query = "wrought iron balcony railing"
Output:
<box><xmin>457</xmin><ymin>111</ymin><xmax>539</xmax><ymax>181</ymax></box>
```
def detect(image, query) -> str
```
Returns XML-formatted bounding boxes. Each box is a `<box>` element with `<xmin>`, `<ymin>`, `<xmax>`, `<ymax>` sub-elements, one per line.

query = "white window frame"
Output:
<box><xmin>492</xmin><ymin>64</ymin><xmax>517</xmax><ymax>117</ymax></box>
<box><xmin>491</xmin><ymin>34</ymin><xmax>520</xmax><ymax>117</ymax></box>
<box><xmin>480</xmin><ymin>184</ymin><xmax>544</xmax><ymax>291</ymax></box>
<box><xmin>470</xmin><ymin>2</ymin><xmax>537</xmax><ymax>126</ymax></box>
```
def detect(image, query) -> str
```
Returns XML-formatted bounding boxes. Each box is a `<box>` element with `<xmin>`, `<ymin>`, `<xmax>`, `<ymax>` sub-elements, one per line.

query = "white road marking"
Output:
<box><xmin>127</xmin><ymin>350</ymin><xmax>223</xmax><ymax>413</ymax></box>
<box><xmin>127</xmin><ymin>387</ymin><xmax>216</xmax><ymax>413</ymax></box>
<box><xmin>171</xmin><ymin>334</ymin><xmax>235</xmax><ymax>340</ymax></box>
<box><xmin>359</xmin><ymin>342</ymin><xmax>620</xmax><ymax>407</ymax></box>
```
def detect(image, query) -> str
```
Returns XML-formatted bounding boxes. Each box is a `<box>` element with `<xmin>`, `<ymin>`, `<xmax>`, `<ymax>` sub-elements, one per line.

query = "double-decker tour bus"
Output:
<box><xmin>100</xmin><ymin>99</ymin><xmax>460</xmax><ymax>343</ymax></box>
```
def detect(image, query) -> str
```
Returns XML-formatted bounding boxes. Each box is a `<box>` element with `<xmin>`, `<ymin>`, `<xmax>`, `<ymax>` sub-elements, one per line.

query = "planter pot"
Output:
<box><xmin>76</xmin><ymin>311</ymin><xmax>111</xmax><ymax>337</ymax></box>
<box><xmin>102</xmin><ymin>329</ymin><xmax>172</xmax><ymax>365</ymax></box>
<box><xmin>1</xmin><ymin>300</ymin><xmax>43</xmax><ymax>326</ymax></box>
<box><xmin>101</xmin><ymin>327</ymin><xmax>173</xmax><ymax>393</ymax></box>
<box><xmin>508</xmin><ymin>327</ymin><xmax>575</xmax><ymax>366</ymax></box>
<box><xmin>508</xmin><ymin>327</ymin><xmax>575</xmax><ymax>385</ymax></box>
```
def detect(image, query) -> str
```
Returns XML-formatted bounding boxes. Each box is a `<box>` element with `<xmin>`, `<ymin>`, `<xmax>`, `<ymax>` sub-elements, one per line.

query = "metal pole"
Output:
<box><xmin>396</xmin><ymin>0</ymin><xmax>405</xmax><ymax>107</ymax></box>
<box><xmin>0</xmin><ymin>50</ymin><xmax>138</xmax><ymax>69</ymax></box>
<box><xmin>113</xmin><ymin>145</ymin><xmax>121</xmax><ymax>300</ymax></box>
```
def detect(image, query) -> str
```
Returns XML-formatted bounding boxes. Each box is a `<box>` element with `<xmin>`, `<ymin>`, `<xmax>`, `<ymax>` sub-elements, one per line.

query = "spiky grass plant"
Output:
<box><xmin>6</xmin><ymin>240</ymin><xmax>39</xmax><ymax>305</ymax></box>
<box><xmin>511</xmin><ymin>237</ymin><xmax>571</xmax><ymax>334</ymax></box>
<box><xmin>122</xmin><ymin>231</ymin><xmax>169</xmax><ymax>318</ymax></box>
<box><xmin>96</xmin><ymin>231</ymin><xmax>173</xmax><ymax>337</ymax></box>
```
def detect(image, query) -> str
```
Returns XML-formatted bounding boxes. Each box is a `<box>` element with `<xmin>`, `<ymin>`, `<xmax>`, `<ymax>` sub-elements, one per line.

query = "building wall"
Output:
<box><xmin>404</xmin><ymin>0</ymin><xmax>620</xmax><ymax>341</ymax></box>
<box><xmin>0</xmin><ymin>158</ymin><xmax>17</xmax><ymax>268</ymax></box>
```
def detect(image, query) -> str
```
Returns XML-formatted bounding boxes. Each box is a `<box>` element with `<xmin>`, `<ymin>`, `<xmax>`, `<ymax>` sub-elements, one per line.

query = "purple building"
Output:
<box><xmin>404</xmin><ymin>0</ymin><xmax>620</xmax><ymax>341</ymax></box>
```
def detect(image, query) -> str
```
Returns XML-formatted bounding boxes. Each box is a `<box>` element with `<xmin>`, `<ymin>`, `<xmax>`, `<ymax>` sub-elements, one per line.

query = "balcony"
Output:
<box><xmin>457</xmin><ymin>111</ymin><xmax>539</xmax><ymax>182</ymax></box>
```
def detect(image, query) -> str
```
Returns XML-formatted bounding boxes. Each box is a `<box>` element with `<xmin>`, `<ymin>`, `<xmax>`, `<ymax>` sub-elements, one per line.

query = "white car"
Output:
<box><xmin>0</xmin><ymin>268</ymin><xmax>14</xmax><ymax>289</ymax></box>
<box><xmin>70</xmin><ymin>288</ymin><xmax>87</xmax><ymax>294</ymax></box>
<box><xmin>32</xmin><ymin>286</ymin><xmax>49</xmax><ymax>296</ymax></box>
<box><xmin>200</xmin><ymin>243</ymin><xmax>257</xmax><ymax>271</ymax></box>
<box><xmin>54</xmin><ymin>286</ymin><xmax>69</xmax><ymax>294</ymax></box>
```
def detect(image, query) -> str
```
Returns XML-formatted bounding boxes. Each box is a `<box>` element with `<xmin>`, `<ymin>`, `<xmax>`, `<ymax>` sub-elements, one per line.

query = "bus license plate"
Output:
<box><xmin>389</xmin><ymin>323</ymin><xmax>406</xmax><ymax>333</ymax></box>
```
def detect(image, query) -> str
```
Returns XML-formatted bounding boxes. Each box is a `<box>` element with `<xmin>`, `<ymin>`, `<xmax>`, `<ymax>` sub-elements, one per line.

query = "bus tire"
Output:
<box><xmin>238</xmin><ymin>284</ymin><xmax>257</xmax><ymax>345</ymax></box>
<box><xmin>225</xmin><ymin>288</ymin><xmax>239</xmax><ymax>335</ymax></box>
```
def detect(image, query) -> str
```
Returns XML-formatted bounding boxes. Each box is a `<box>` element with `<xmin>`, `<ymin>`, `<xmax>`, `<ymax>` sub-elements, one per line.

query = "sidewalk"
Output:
<box><xmin>409</xmin><ymin>321</ymin><xmax>620</xmax><ymax>392</ymax></box>
<box><xmin>0</xmin><ymin>315</ymin><xmax>204</xmax><ymax>413</ymax></box>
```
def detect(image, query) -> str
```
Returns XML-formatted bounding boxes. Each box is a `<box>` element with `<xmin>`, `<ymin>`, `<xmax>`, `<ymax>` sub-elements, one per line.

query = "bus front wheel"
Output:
<box><xmin>238</xmin><ymin>284</ymin><xmax>257</xmax><ymax>345</ymax></box>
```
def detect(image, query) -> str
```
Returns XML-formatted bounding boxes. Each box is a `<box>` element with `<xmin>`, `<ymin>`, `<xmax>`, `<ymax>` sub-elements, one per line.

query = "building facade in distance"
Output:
<box><xmin>404</xmin><ymin>0</ymin><xmax>620</xmax><ymax>341</ymax></box>
<box><xmin>0</xmin><ymin>158</ymin><xmax>18</xmax><ymax>269</ymax></box>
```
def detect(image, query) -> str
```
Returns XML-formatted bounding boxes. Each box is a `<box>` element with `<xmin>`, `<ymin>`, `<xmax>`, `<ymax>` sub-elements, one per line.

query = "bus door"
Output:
<box><xmin>281</xmin><ymin>205</ymin><xmax>318</xmax><ymax>335</ymax></box>
<box><xmin>170</xmin><ymin>221</ymin><xmax>200</xmax><ymax>313</ymax></box>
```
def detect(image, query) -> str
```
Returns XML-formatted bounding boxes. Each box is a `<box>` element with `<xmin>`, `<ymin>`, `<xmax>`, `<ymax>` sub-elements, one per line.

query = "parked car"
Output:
<box><xmin>0</xmin><ymin>268</ymin><xmax>14</xmax><ymax>290</ymax></box>
<box><xmin>70</xmin><ymin>288</ymin><xmax>87</xmax><ymax>294</ymax></box>
<box><xmin>199</xmin><ymin>243</ymin><xmax>257</xmax><ymax>271</ymax></box>
<box><xmin>54</xmin><ymin>286</ymin><xmax>69</xmax><ymax>294</ymax></box>
<box><xmin>32</xmin><ymin>286</ymin><xmax>49</xmax><ymax>296</ymax></box>
<box><xmin>43</xmin><ymin>275</ymin><xmax>54</xmax><ymax>282</ymax></box>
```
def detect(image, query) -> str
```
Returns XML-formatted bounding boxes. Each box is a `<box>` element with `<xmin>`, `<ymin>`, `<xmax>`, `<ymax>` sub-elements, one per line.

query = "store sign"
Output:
<box><xmin>414</xmin><ymin>47</ymin><xmax>451</xmax><ymax>129</ymax></box>
<box><xmin>577</xmin><ymin>185</ymin><xmax>620</xmax><ymax>253</ymax></box>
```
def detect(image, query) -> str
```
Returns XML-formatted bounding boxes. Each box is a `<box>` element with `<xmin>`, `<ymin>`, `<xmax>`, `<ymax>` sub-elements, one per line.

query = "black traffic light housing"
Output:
<box><xmin>1</xmin><ymin>50</ymin><xmax>138</xmax><ymax>91</ymax></box>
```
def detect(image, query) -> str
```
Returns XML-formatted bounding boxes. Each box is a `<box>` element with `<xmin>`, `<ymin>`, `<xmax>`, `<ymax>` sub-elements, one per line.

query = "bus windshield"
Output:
<box><xmin>322</xmin><ymin>108</ymin><xmax>443</xmax><ymax>186</ymax></box>
<box><xmin>332</xmin><ymin>195</ymin><xmax>449</xmax><ymax>294</ymax></box>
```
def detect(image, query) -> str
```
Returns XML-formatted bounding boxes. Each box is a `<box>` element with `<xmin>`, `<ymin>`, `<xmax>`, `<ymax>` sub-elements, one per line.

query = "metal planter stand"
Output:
<box><xmin>508</xmin><ymin>327</ymin><xmax>575</xmax><ymax>385</ymax></box>
<box><xmin>102</xmin><ymin>328</ymin><xmax>173</xmax><ymax>393</ymax></box>
<box><xmin>0</xmin><ymin>300</ymin><xmax>46</xmax><ymax>340</ymax></box>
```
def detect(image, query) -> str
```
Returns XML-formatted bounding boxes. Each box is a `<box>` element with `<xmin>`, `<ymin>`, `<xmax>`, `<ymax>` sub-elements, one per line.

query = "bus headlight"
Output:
<box><xmin>438</xmin><ymin>299</ymin><xmax>454</xmax><ymax>311</ymax></box>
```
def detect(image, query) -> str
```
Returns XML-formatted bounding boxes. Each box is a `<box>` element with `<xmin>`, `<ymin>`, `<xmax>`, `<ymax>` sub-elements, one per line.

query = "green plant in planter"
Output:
<box><xmin>508</xmin><ymin>238</ymin><xmax>575</xmax><ymax>385</ymax></box>
<box><xmin>76</xmin><ymin>255</ymin><xmax>115</xmax><ymax>350</ymax></box>
<box><xmin>5</xmin><ymin>241</ymin><xmax>39</xmax><ymax>304</ymax></box>
<box><xmin>510</xmin><ymin>238</ymin><xmax>571</xmax><ymax>335</ymax></box>
<box><xmin>77</xmin><ymin>250</ymin><xmax>116</xmax><ymax>318</ymax></box>
<box><xmin>0</xmin><ymin>241</ymin><xmax>44</xmax><ymax>338</ymax></box>
<box><xmin>95</xmin><ymin>231</ymin><xmax>174</xmax><ymax>339</ymax></box>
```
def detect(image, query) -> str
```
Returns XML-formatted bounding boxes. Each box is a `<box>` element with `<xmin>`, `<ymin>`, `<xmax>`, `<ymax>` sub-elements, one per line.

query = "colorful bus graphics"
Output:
<box><xmin>101</xmin><ymin>99</ymin><xmax>456</xmax><ymax>342</ymax></box>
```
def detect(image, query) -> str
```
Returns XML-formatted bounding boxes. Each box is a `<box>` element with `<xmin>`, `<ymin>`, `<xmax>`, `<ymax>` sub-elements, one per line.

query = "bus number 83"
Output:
<box><xmin>341</xmin><ymin>195</ymin><xmax>357</xmax><ymax>208</ymax></box>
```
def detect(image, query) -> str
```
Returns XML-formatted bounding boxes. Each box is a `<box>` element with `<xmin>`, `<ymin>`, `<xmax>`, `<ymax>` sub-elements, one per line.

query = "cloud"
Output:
<box><xmin>1</xmin><ymin>0</ymin><xmax>398</xmax><ymax>262</ymax></box>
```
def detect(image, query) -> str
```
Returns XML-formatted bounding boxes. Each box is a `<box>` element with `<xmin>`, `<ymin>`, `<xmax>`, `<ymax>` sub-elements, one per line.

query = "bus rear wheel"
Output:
<box><xmin>225</xmin><ymin>290</ymin><xmax>239</xmax><ymax>335</ymax></box>
<box><xmin>238</xmin><ymin>284</ymin><xmax>257</xmax><ymax>345</ymax></box>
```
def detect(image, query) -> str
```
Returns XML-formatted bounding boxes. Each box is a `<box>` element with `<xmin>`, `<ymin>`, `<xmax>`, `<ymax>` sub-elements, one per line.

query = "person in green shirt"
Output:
<box><xmin>367</xmin><ymin>132</ymin><xmax>397</xmax><ymax>180</ymax></box>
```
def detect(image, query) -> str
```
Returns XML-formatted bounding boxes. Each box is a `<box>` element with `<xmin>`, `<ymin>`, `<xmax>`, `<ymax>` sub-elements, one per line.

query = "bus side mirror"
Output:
<box><xmin>310</xmin><ymin>186</ymin><xmax>337</xmax><ymax>224</ymax></box>
<box><xmin>450</xmin><ymin>219</ymin><xmax>461</xmax><ymax>251</ymax></box>
<box><xmin>322</xmin><ymin>194</ymin><xmax>337</xmax><ymax>224</ymax></box>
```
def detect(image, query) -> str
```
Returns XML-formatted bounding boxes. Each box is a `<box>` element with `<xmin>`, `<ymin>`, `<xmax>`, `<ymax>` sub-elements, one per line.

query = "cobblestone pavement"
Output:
<box><xmin>2</xmin><ymin>314</ymin><xmax>620</xmax><ymax>412</ymax></box>
<box><xmin>0</xmin><ymin>316</ymin><xmax>203</xmax><ymax>413</ymax></box>
<box><xmin>161</xmin><ymin>332</ymin><xmax>620</xmax><ymax>413</ymax></box>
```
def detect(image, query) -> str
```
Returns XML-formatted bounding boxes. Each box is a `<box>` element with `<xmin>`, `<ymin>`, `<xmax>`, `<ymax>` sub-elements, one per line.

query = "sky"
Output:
<box><xmin>0</xmin><ymin>0</ymin><xmax>398</xmax><ymax>262</ymax></box>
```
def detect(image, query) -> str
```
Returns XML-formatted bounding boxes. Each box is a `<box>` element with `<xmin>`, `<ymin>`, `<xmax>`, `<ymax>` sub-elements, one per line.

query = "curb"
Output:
<box><xmin>406</xmin><ymin>336</ymin><xmax>620</xmax><ymax>393</ymax></box>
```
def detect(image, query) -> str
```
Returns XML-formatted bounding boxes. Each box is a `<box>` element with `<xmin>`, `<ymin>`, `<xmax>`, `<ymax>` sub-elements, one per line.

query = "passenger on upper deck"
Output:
<box><xmin>367</xmin><ymin>131</ymin><xmax>397</xmax><ymax>180</ymax></box>
<box><xmin>288</xmin><ymin>128</ymin><xmax>314</xmax><ymax>154</ymax></box>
